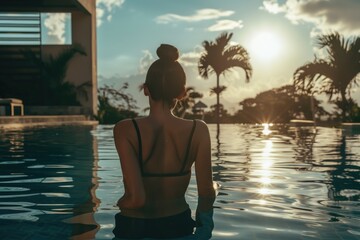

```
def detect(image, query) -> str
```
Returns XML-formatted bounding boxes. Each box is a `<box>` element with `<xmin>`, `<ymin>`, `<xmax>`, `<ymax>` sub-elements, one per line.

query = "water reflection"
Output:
<box><xmin>291</xmin><ymin>126</ymin><xmax>360</xmax><ymax>202</ymax></box>
<box><xmin>292</xmin><ymin>126</ymin><xmax>317</xmax><ymax>164</ymax></box>
<box><xmin>0</xmin><ymin>126</ymin><xmax>100</xmax><ymax>239</ymax></box>
<box><xmin>258</xmin><ymin>139</ymin><xmax>273</xmax><ymax>196</ymax></box>
<box><xmin>326</xmin><ymin>133</ymin><xmax>360</xmax><ymax>202</ymax></box>
<box><xmin>261</xmin><ymin>123</ymin><xmax>272</xmax><ymax>136</ymax></box>
<box><xmin>211</xmin><ymin>124</ymin><xmax>360</xmax><ymax>239</ymax></box>
<box><xmin>1</xmin><ymin>124</ymin><xmax>359</xmax><ymax>239</ymax></box>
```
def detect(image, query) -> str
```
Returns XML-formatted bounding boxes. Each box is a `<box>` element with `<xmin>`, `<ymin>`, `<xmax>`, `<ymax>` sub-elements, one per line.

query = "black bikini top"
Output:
<box><xmin>131</xmin><ymin>119</ymin><xmax>197</xmax><ymax>177</ymax></box>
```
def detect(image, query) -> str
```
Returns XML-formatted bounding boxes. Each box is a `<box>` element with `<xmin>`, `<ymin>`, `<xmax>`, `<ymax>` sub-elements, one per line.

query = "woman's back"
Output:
<box><xmin>120</xmin><ymin>116</ymin><xmax>198</xmax><ymax>218</ymax></box>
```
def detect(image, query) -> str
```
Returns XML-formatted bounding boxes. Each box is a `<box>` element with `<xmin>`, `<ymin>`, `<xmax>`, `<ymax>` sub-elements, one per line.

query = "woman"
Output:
<box><xmin>113</xmin><ymin>44</ymin><xmax>216</xmax><ymax>239</ymax></box>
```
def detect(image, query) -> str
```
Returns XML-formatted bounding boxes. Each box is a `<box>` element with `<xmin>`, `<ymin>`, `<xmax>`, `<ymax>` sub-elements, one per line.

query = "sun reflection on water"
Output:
<box><xmin>262</xmin><ymin>123</ymin><xmax>273</xmax><ymax>135</ymax></box>
<box><xmin>258</xmin><ymin>138</ymin><xmax>274</xmax><ymax>196</ymax></box>
<box><xmin>260</xmin><ymin>177</ymin><xmax>272</xmax><ymax>185</ymax></box>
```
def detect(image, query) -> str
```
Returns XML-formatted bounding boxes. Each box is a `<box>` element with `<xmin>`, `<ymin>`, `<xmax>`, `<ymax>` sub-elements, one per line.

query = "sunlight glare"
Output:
<box><xmin>261</xmin><ymin>139</ymin><xmax>273</xmax><ymax>157</ymax></box>
<box><xmin>259</xmin><ymin>187</ymin><xmax>270</xmax><ymax>195</ymax></box>
<box><xmin>249</xmin><ymin>31</ymin><xmax>283</xmax><ymax>62</ymax></box>
<box><xmin>260</xmin><ymin>177</ymin><xmax>272</xmax><ymax>185</ymax></box>
<box><xmin>262</xmin><ymin>123</ymin><xmax>273</xmax><ymax>135</ymax></box>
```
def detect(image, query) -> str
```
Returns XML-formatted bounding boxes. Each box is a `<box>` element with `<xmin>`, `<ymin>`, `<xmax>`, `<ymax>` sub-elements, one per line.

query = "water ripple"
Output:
<box><xmin>0</xmin><ymin>124</ymin><xmax>359</xmax><ymax>239</ymax></box>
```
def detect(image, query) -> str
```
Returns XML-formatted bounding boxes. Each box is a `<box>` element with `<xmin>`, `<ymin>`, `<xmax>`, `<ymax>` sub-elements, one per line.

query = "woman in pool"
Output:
<box><xmin>112</xmin><ymin>44</ymin><xmax>216</xmax><ymax>239</ymax></box>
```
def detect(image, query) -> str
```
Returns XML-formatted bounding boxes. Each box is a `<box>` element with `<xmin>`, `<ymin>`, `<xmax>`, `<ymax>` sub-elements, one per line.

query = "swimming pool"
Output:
<box><xmin>0</xmin><ymin>124</ymin><xmax>359</xmax><ymax>239</ymax></box>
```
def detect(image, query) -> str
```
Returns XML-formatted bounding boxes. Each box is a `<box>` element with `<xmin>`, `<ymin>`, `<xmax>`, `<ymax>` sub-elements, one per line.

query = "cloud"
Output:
<box><xmin>262</xmin><ymin>0</ymin><xmax>286</xmax><ymax>14</ymax></box>
<box><xmin>96</xmin><ymin>0</ymin><xmax>125</xmax><ymax>26</ymax></box>
<box><xmin>138</xmin><ymin>47</ymin><xmax>202</xmax><ymax>71</ymax></box>
<box><xmin>155</xmin><ymin>8</ymin><xmax>234</xmax><ymax>24</ymax></box>
<box><xmin>262</xmin><ymin>0</ymin><xmax>360</xmax><ymax>35</ymax></box>
<box><xmin>43</xmin><ymin>13</ymin><xmax>69</xmax><ymax>44</ymax></box>
<box><xmin>207</xmin><ymin>20</ymin><xmax>244</xmax><ymax>32</ymax></box>
<box><xmin>139</xmin><ymin>50</ymin><xmax>155</xmax><ymax>74</ymax></box>
<box><xmin>179</xmin><ymin>46</ymin><xmax>203</xmax><ymax>67</ymax></box>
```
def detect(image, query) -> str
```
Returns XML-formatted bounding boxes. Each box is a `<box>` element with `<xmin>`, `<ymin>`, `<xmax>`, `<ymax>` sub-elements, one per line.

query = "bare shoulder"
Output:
<box><xmin>113</xmin><ymin>119</ymin><xmax>133</xmax><ymax>135</ymax></box>
<box><xmin>194</xmin><ymin>119</ymin><xmax>209</xmax><ymax>135</ymax></box>
<box><xmin>191</xmin><ymin>120</ymin><xmax>210</xmax><ymax>146</ymax></box>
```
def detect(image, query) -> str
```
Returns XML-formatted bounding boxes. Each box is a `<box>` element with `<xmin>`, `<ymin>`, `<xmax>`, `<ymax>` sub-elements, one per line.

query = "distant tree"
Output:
<box><xmin>173</xmin><ymin>87</ymin><xmax>203</xmax><ymax>118</ymax></box>
<box><xmin>236</xmin><ymin>84</ymin><xmax>329</xmax><ymax>123</ymax></box>
<box><xmin>294</xmin><ymin>32</ymin><xmax>360</xmax><ymax>120</ymax></box>
<box><xmin>204</xmin><ymin>103</ymin><xmax>231</xmax><ymax>123</ymax></box>
<box><xmin>198</xmin><ymin>32</ymin><xmax>252</xmax><ymax>134</ymax></box>
<box><xmin>238</xmin><ymin>98</ymin><xmax>257</xmax><ymax>123</ymax></box>
<box><xmin>96</xmin><ymin>83</ymin><xmax>138</xmax><ymax>124</ymax></box>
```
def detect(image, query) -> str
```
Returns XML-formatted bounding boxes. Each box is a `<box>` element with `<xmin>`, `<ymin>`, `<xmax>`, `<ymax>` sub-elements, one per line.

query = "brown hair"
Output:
<box><xmin>145</xmin><ymin>44</ymin><xmax>186</xmax><ymax>106</ymax></box>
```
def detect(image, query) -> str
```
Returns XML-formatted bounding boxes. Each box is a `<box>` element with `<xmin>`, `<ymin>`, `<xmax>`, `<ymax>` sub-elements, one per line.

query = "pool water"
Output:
<box><xmin>0</xmin><ymin>124</ymin><xmax>359</xmax><ymax>239</ymax></box>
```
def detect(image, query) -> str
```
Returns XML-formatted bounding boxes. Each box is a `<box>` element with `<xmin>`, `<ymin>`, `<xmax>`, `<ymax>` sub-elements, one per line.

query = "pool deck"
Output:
<box><xmin>0</xmin><ymin>115</ymin><xmax>98</xmax><ymax>129</ymax></box>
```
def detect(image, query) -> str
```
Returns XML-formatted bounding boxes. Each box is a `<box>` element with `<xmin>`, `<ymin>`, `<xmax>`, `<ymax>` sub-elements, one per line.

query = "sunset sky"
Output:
<box><xmin>46</xmin><ymin>0</ymin><xmax>360</xmax><ymax>113</ymax></box>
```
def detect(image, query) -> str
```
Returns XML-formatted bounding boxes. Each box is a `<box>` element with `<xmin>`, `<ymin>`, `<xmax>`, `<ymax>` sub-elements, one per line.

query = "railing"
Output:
<box><xmin>0</xmin><ymin>12</ymin><xmax>41</xmax><ymax>45</ymax></box>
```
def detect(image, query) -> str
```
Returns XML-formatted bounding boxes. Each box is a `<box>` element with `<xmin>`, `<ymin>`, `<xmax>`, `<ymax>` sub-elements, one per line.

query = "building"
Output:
<box><xmin>0</xmin><ymin>0</ymin><xmax>97</xmax><ymax>117</ymax></box>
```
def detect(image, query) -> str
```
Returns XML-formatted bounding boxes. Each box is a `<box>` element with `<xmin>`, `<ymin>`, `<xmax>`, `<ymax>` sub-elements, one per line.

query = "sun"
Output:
<box><xmin>248</xmin><ymin>31</ymin><xmax>283</xmax><ymax>62</ymax></box>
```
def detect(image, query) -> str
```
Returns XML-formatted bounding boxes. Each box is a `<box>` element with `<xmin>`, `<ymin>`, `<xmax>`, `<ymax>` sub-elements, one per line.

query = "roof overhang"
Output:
<box><xmin>0</xmin><ymin>0</ymin><xmax>91</xmax><ymax>14</ymax></box>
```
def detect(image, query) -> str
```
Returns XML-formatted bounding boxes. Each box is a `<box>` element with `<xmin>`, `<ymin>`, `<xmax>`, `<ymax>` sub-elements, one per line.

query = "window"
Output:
<box><xmin>0</xmin><ymin>12</ymin><xmax>71</xmax><ymax>45</ymax></box>
<box><xmin>41</xmin><ymin>13</ymin><xmax>72</xmax><ymax>45</ymax></box>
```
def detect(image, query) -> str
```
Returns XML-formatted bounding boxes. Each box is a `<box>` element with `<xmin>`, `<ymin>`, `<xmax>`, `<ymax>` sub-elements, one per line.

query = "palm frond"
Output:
<box><xmin>223</xmin><ymin>45</ymin><xmax>249</xmax><ymax>61</ymax></box>
<box><xmin>210</xmin><ymin>85</ymin><xmax>227</xmax><ymax>95</ymax></box>
<box><xmin>198</xmin><ymin>54</ymin><xmax>211</xmax><ymax>79</ymax></box>
<box><xmin>225</xmin><ymin>59</ymin><xmax>253</xmax><ymax>82</ymax></box>
<box><xmin>293</xmin><ymin>60</ymin><xmax>334</xmax><ymax>95</ymax></box>
<box><xmin>202</xmin><ymin>40</ymin><xmax>213</xmax><ymax>52</ymax></box>
<box><xmin>215</xmin><ymin>32</ymin><xmax>233</xmax><ymax>51</ymax></box>
<box><xmin>44</xmin><ymin>44</ymin><xmax>87</xmax><ymax>85</ymax></box>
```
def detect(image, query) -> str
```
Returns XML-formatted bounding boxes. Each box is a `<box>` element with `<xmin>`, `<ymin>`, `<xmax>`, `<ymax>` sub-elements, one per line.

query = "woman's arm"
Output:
<box><xmin>113</xmin><ymin>120</ymin><xmax>145</xmax><ymax>209</ymax></box>
<box><xmin>194</xmin><ymin>121</ymin><xmax>216</xmax><ymax>213</ymax></box>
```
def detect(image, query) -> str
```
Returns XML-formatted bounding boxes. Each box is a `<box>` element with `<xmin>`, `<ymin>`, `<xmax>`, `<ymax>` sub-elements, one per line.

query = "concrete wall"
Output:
<box><xmin>70</xmin><ymin>0</ymin><xmax>98</xmax><ymax>116</ymax></box>
<box><xmin>40</xmin><ymin>0</ymin><xmax>98</xmax><ymax>117</ymax></box>
<box><xmin>75</xmin><ymin>0</ymin><xmax>93</xmax><ymax>13</ymax></box>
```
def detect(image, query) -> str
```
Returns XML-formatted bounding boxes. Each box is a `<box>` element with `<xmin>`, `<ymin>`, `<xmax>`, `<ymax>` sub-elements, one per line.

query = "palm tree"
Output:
<box><xmin>198</xmin><ymin>32</ymin><xmax>252</xmax><ymax>134</ymax></box>
<box><xmin>294</xmin><ymin>32</ymin><xmax>360</xmax><ymax>120</ymax></box>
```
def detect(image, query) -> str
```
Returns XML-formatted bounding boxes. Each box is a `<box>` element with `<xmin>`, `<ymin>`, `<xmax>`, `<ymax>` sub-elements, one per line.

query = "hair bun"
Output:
<box><xmin>156</xmin><ymin>44</ymin><xmax>179</xmax><ymax>62</ymax></box>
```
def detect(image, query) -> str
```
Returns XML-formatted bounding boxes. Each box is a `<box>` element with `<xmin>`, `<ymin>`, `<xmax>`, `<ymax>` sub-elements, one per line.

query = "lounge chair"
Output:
<box><xmin>0</xmin><ymin>98</ymin><xmax>24</xmax><ymax>116</ymax></box>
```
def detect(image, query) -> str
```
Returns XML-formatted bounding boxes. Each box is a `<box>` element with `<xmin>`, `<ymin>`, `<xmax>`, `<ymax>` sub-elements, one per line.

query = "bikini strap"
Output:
<box><xmin>131</xmin><ymin>119</ymin><xmax>143</xmax><ymax>173</ymax></box>
<box><xmin>180</xmin><ymin>120</ymin><xmax>197</xmax><ymax>172</ymax></box>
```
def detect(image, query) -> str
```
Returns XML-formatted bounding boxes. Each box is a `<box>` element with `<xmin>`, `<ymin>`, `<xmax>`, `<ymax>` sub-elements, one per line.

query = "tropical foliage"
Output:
<box><xmin>235</xmin><ymin>85</ymin><xmax>329</xmax><ymax>123</ymax></box>
<box><xmin>22</xmin><ymin>44</ymin><xmax>88</xmax><ymax>105</ymax></box>
<box><xmin>203</xmin><ymin>103</ymin><xmax>232</xmax><ymax>123</ymax></box>
<box><xmin>173</xmin><ymin>87</ymin><xmax>203</xmax><ymax>118</ymax></box>
<box><xmin>198</xmin><ymin>32</ymin><xmax>252</xmax><ymax>133</ymax></box>
<box><xmin>294</xmin><ymin>32</ymin><xmax>360</xmax><ymax>120</ymax></box>
<box><xmin>96</xmin><ymin>83</ymin><xmax>138</xmax><ymax>124</ymax></box>
<box><xmin>332</xmin><ymin>98</ymin><xmax>360</xmax><ymax>122</ymax></box>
